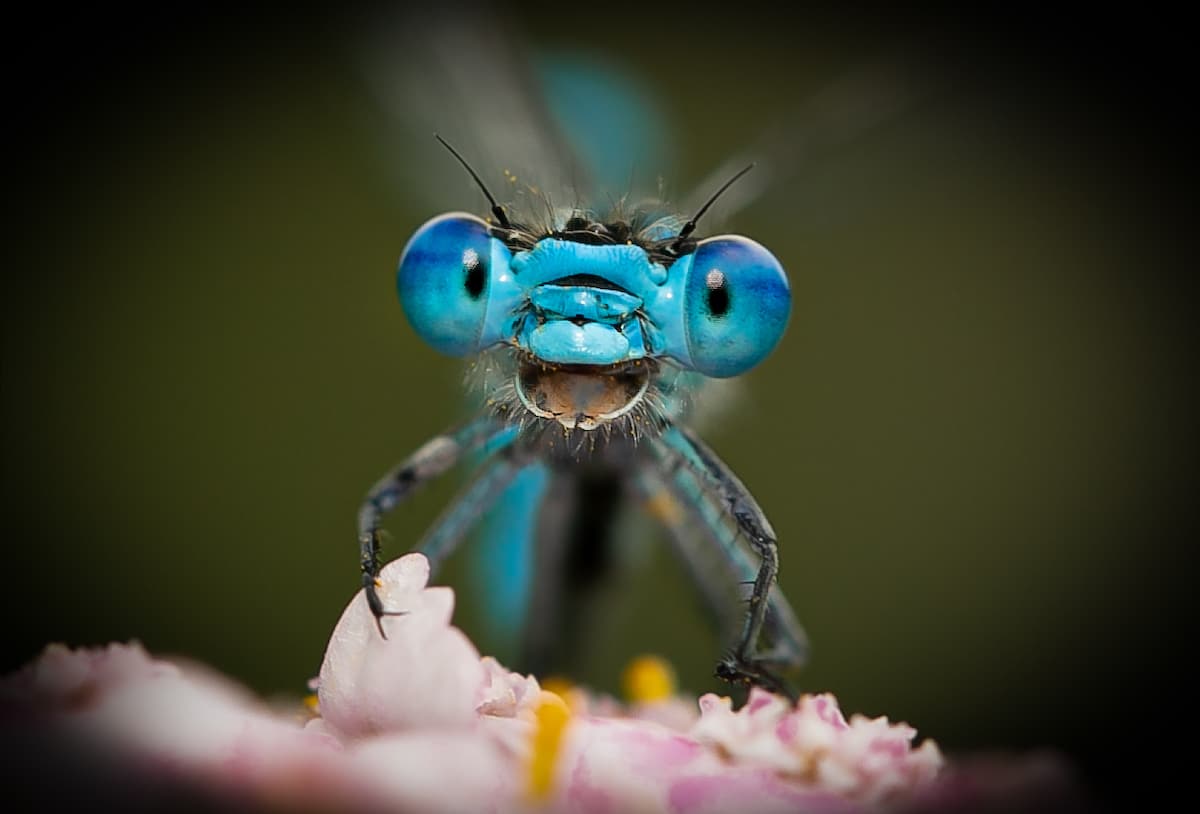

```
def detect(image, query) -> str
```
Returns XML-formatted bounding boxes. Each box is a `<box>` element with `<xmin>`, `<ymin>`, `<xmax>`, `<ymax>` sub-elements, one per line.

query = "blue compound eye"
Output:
<box><xmin>683</xmin><ymin>236</ymin><xmax>791</xmax><ymax>378</ymax></box>
<box><xmin>397</xmin><ymin>213</ymin><xmax>495</xmax><ymax>357</ymax></box>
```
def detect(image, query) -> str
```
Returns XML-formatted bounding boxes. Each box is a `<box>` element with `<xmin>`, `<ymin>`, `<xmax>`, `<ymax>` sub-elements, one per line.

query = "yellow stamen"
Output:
<box><xmin>527</xmin><ymin>690</ymin><xmax>571</xmax><ymax>800</ymax></box>
<box><xmin>622</xmin><ymin>655</ymin><xmax>677</xmax><ymax>703</ymax></box>
<box><xmin>302</xmin><ymin>693</ymin><xmax>320</xmax><ymax>713</ymax></box>
<box><xmin>539</xmin><ymin>675</ymin><xmax>573</xmax><ymax>698</ymax></box>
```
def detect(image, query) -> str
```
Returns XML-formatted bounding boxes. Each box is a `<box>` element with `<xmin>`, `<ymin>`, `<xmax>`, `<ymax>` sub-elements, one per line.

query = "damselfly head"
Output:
<box><xmin>396</xmin><ymin>146</ymin><xmax>791</xmax><ymax>433</ymax></box>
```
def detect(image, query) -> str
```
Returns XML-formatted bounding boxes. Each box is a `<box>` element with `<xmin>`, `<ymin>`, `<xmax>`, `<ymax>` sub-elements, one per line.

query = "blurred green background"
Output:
<box><xmin>4</xmin><ymin>4</ymin><xmax>1191</xmax><ymax>803</ymax></box>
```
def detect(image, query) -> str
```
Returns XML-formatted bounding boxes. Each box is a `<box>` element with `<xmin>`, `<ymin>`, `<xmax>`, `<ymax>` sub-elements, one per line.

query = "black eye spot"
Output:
<box><xmin>704</xmin><ymin>269</ymin><xmax>730</xmax><ymax>317</ymax></box>
<box><xmin>462</xmin><ymin>248</ymin><xmax>486</xmax><ymax>299</ymax></box>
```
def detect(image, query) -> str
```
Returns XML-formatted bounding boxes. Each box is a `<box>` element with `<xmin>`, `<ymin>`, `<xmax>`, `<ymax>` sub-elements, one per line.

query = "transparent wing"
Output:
<box><xmin>682</xmin><ymin>63</ymin><xmax>923</xmax><ymax>229</ymax></box>
<box><xmin>354</xmin><ymin>3</ymin><xmax>674</xmax><ymax>220</ymax></box>
<box><xmin>355</xmin><ymin>5</ymin><xmax>919</xmax><ymax>236</ymax></box>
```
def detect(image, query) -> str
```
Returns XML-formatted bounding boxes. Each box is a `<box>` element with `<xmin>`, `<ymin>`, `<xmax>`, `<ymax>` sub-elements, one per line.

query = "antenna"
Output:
<box><xmin>671</xmin><ymin>163</ymin><xmax>756</xmax><ymax>251</ymax></box>
<box><xmin>434</xmin><ymin>134</ymin><xmax>511</xmax><ymax>228</ymax></box>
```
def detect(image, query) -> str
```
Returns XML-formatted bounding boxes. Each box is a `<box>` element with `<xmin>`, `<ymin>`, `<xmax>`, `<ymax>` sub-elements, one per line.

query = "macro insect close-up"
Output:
<box><xmin>358</xmin><ymin>134</ymin><xmax>806</xmax><ymax>696</ymax></box>
<box><xmin>4</xmin><ymin>4</ymin><xmax>1188</xmax><ymax>811</ymax></box>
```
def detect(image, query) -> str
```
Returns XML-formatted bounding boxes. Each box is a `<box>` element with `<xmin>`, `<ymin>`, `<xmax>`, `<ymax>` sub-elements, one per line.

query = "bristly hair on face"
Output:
<box><xmin>464</xmin><ymin>346</ymin><xmax>697</xmax><ymax>451</ymax></box>
<box><xmin>486</xmin><ymin>189</ymin><xmax>694</xmax><ymax>266</ymax></box>
<box><xmin>486</xmin><ymin>167</ymin><xmax>755</xmax><ymax>266</ymax></box>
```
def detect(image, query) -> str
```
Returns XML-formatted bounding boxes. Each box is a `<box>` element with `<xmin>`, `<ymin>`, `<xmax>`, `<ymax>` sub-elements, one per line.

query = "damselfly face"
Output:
<box><xmin>397</xmin><ymin>202</ymin><xmax>790</xmax><ymax>434</ymax></box>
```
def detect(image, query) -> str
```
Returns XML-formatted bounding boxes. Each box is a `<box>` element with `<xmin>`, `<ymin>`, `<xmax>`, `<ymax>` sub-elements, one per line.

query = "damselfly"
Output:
<box><xmin>357</xmin><ymin>135</ymin><xmax>806</xmax><ymax>695</ymax></box>
<box><xmin>349</xmin><ymin>9</ymin><xmax>904</xmax><ymax>697</ymax></box>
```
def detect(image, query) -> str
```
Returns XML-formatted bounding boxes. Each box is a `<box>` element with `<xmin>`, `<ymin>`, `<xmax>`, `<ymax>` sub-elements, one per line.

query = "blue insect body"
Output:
<box><xmin>358</xmin><ymin>164</ymin><xmax>809</xmax><ymax>697</ymax></box>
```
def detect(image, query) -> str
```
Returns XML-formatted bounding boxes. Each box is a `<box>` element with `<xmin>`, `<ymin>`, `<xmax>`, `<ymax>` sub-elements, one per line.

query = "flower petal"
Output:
<box><xmin>317</xmin><ymin>554</ymin><xmax>486</xmax><ymax>738</ymax></box>
<box><xmin>348</xmin><ymin>731</ymin><xmax>519</xmax><ymax>814</ymax></box>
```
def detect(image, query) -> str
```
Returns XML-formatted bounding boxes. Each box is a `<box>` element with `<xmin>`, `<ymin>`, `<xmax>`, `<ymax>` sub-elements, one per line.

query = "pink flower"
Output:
<box><xmin>2</xmin><ymin>553</ymin><xmax>1082</xmax><ymax>812</ymax></box>
<box><xmin>307</xmin><ymin>554</ymin><xmax>952</xmax><ymax>812</ymax></box>
<box><xmin>0</xmin><ymin>641</ymin><xmax>365</xmax><ymax>810</ymax></box>
<box><xmin>689</xmin><ymin>690</ymin><xmax>943</xmax><ymax>804</ymax></box>
<box><xmin>517</xmin><ymin>686</ymin><xmax>943</xmax><ymax>813</ymax></box>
